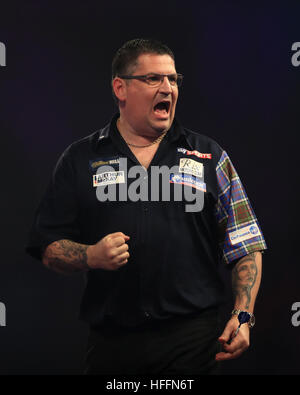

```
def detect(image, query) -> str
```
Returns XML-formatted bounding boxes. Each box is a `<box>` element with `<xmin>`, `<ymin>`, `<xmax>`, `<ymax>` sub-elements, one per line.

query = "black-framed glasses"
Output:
<box><xmin>118</xmin><ymin>73</ymin><xmax>184</xmax><ymax>87</ymax></box>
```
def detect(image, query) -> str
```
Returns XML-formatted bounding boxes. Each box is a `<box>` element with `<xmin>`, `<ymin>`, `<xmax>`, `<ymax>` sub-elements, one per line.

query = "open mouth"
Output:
<box><xmin>153</xmin><ymin>101</ymin><xmax>171</xmax><ymax>117</ymax></box>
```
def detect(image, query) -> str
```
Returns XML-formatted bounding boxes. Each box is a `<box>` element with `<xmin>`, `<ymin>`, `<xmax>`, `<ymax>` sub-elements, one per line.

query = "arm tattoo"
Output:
<box><xmin>232</xmin><ymin>252</ymin><xmax>258</xmax><ymax>309</ymax></box>
<box><xmin>45</xmin><ymin>240</ymin><xmax>89</xmax><ymax>275</ymax></box>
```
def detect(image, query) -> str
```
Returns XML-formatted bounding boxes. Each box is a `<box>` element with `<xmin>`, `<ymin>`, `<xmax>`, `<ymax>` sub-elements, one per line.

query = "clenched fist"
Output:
<box><xmin>87</xmin><ymin>232</ymin><xmax>130</xmax><ymax>270</ymax></box>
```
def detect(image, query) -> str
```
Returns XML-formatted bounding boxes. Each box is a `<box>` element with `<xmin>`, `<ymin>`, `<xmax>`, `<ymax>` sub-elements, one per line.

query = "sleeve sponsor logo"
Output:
<box><xmin>179</xmin><ymin>158</ymin><xmax>203</xmax><ymax>178</ymax></box>
<box><xmin>229</xmin><ymin>224</ymin><xmax>261</xmax><ymax>245</ymax></box>
<box><xmin>93</xmin><ymin>171</ymin><xmax>125</xmax><ymax>187</ymax></box>
<box><xmin>177</xmin><ymin>147</ymin><xmax>212</xmax><ymax>159</ymax></box>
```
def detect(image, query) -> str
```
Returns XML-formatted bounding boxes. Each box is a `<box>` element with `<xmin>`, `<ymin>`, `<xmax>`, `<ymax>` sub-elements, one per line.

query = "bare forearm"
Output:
<box><xmin>43</xmin><ymin>239</ymin><xmax>90</xmax><ymax>275</ymax></box>
<box><xmin>232</xmin><ymin>251</ymin><xmax>262</xmax><ymax>312</ymax></box>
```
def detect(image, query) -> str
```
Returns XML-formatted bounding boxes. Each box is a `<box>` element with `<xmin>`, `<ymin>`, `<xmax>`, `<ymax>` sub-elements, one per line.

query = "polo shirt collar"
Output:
<box><xmin>96</xmin><ymin>113</ymin><xmax>191</xmax><ymax>147</ymax></box>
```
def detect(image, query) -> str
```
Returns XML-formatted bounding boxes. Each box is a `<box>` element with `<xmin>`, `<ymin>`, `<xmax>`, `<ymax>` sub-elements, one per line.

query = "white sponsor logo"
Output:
<box><xmin>170</xmin><ymin>174</ymin><xmax>206</xmax><ymax>192</ymax></box>
<box><xmin>93</xmin><ymin>171</ymin><xmax>125</xmax><ymax>187</ymax></box>
<box><xmin>229</xmin><ymin>224</ymin><xmax>261</xmax><ymax>245</ymax></box>
<box><xmin>179</xmin><ymin>158</ymin><xmax>203</xmax><ymax>178</ymax></box>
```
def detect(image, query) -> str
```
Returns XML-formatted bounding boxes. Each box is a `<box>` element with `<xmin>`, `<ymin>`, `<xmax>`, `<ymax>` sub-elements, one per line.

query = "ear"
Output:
<box><xmin>112</xmin><ymin>77</ymin><xmax>127</xmax><ymax>102</ymax></box>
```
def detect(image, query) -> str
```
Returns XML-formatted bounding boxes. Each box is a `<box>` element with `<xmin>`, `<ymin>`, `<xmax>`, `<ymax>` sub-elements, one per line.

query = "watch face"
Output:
<box><xmin>232</xmin><ymin>310</ymin><xmax>255</xmax><ymax>328</ymax></box>
<box><xmin>238</xmin><ymin>311</ymin><xmax>251</xmax><ymax>325</ymax></box>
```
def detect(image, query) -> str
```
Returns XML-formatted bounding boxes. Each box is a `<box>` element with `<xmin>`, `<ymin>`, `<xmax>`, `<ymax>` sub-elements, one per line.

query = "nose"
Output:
<box><xmin>158</xmin><ymin>76</ymin><xmax>173</xmax><ymax>94</ymax></box>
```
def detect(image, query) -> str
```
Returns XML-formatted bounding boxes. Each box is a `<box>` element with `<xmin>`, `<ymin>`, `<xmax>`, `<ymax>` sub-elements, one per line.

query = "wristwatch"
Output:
<box><xmin>231</xmin><ymin>309</ymin><xmax>255</xmax><ymax>328</ymax></box>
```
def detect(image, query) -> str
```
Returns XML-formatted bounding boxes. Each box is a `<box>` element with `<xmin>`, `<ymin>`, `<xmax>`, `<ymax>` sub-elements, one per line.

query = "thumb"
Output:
<box><xmin>218</xmin><ymin>324</ymin><xmax>233</xmax><ymax>344</ymax></box>
<box><xmin>109</xmin><ymin>232</ymin><xmax>130</xmax><ymax>241</ymax></box>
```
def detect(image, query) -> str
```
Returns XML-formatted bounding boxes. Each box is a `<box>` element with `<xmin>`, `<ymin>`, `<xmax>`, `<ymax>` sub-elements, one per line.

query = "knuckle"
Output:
<box><xmin>116</xmin><ymin>237</ymin><xmax>124</xmax><ymax>245</ymax></box>
<box><xmin>104</xmin><ymin>237</ymin><xmax>112</xmax><ymax>249</ymax></box>
<box><xmin>107</xmin><ymin>250</ymin><xmax>116</xmax><ymax>259</ymax></box>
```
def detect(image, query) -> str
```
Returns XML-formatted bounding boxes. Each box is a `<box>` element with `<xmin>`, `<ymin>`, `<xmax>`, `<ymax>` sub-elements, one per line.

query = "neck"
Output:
<box><xmin>117</xmin><ymin>117</ymin><xmax>166</xmax><ymax>146</ymax></box>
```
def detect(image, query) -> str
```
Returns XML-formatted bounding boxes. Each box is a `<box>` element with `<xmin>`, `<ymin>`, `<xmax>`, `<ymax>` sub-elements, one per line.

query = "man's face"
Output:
<box><xmin>119</xmin><ymin>53</ymin><xmax>179</xmax><ymax>135</ymax></box>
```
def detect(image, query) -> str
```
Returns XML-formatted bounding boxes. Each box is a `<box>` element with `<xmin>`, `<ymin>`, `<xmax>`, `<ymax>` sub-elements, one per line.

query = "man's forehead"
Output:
<box><xmin>134</xmin><ymin>53</ymin><xmax>176</xmax><ymax>73</ymax></box>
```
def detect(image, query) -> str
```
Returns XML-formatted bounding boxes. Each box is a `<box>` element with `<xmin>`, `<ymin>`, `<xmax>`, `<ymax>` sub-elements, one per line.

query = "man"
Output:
<box><xmin>26</xmin><ymin>38</ymin><xmax>267</xmax><ymax>374</ymax></box>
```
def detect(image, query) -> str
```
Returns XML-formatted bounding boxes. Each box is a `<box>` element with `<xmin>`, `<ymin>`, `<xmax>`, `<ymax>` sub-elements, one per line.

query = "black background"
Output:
<box><xmin>0</xmin><ymin>0</ymin><xmax>299</xmax><ymax>375</ymax></box>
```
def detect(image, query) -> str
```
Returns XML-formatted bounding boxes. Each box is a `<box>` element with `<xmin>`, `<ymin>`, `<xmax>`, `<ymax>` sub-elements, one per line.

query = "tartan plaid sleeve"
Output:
<box><xmin>214</xmin><ymin>150</ymin><xmax>267</xmax><ymax>264</ymax></box>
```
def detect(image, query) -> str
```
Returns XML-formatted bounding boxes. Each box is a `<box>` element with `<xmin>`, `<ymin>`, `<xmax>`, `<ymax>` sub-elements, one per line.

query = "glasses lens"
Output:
<box><xmin>144</xmin><ymin>74</ymin><xmax>183</xmax><ymax>87</ymax></box>
<box><xmin>176</xmin><ymin>74</ymin><xmax>183</xmax><ymax>87</ymax></box>
<box><xmin>146</xmin><ymin>74</ymin><xmax>163</xmax><ymax>86</ymax></box>
<box><xmin>167</xmin><ymin>75</ymin><xmax>178</xmax><ymax>86</ymax></box>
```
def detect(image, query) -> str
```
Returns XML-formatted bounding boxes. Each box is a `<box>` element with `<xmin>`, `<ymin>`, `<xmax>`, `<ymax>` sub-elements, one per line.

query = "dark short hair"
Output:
<box><xmin>111</xmin><ymin>38</ymin><xmax>175</xmax><ymax>103</ymax></box>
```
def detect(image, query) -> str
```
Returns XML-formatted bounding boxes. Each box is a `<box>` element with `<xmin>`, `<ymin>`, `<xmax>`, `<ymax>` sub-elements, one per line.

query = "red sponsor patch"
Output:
<box><xmin>178</xmin><ymin>148</ymin><xmax>212</xmax><ymax>159</ymax></box>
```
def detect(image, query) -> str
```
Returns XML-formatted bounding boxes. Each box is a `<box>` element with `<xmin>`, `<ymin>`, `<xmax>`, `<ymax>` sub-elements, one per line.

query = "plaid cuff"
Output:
<box><xmin>215</xmin><ymin>151</ymin><xmax>267</xmax><ymax>264</ymax></box>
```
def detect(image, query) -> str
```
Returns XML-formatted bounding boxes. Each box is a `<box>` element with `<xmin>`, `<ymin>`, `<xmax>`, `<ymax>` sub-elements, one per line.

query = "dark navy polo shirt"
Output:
<box><xmin>26</xmin><ymin>113</ymin><xmax>266</xmax><ymax>328</ymax></box>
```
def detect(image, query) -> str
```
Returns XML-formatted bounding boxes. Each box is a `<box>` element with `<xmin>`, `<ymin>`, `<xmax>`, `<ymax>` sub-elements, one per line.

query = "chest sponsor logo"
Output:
<box><xmin>89</xmin><ymin>157</ymin><xmax>120</xmax><ymax>172</ymax></box>
<box><xmin>177</xmin><ymin>147</ymin><xmax>212</xmax><ymax>159</ymax></box>
<box><xmin>93</xmin><ymin>171</ymin><xmax>125</xmax><ymax>187</ymax></box>
<box><xmin>179</xmin><ymin>158</ymin><xmax>203</xmax><ymax>178</ymax></box>
<box><xmin>229</xmin><ymin>224</ymin><xmax>261</xmax><ymax>245</ymax></box>
<box><xmin>170</xmin><ymin>174</ymin><xmax>206</xmax><ymax>192</ymax></box>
